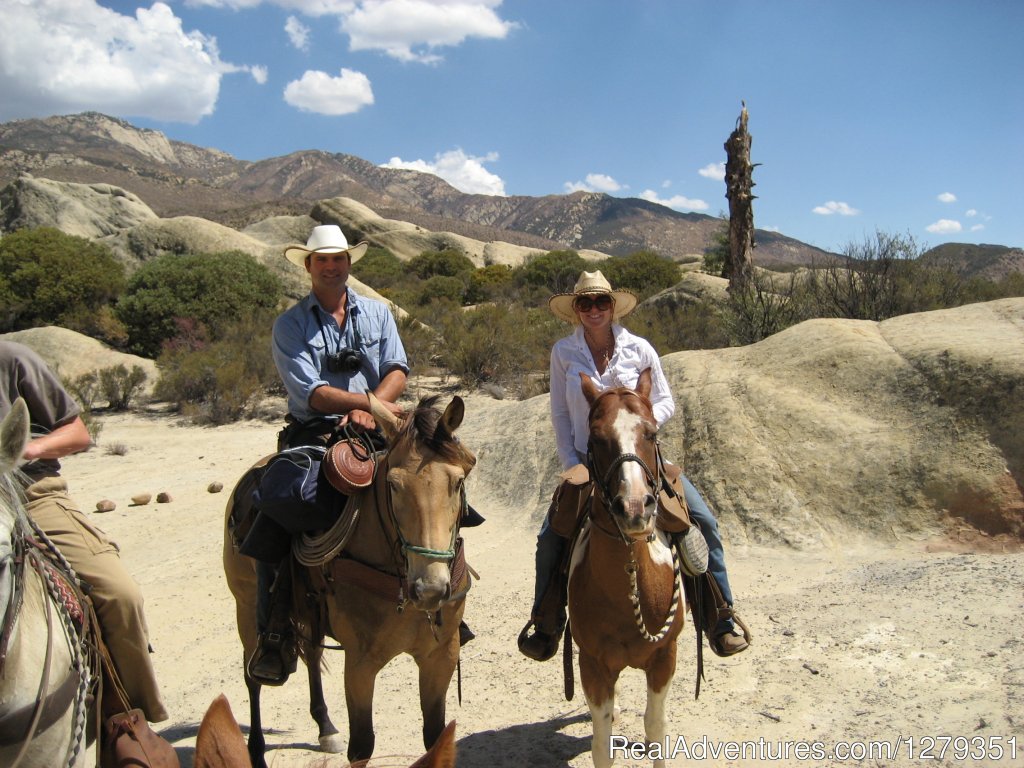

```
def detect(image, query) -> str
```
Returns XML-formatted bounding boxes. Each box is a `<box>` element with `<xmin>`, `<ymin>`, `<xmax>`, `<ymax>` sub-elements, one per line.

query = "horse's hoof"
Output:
<box><xmin>320</xmin><ymin>733</ymin><xmax>345</xmax><ymax>753</ymax></box>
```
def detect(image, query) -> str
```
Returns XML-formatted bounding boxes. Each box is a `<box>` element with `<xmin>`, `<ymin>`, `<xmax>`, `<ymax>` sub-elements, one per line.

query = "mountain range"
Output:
<box><xmin>1</xmin><ymin>111</ymin><xmax>1021</xmax><ymax>279</ymax></box>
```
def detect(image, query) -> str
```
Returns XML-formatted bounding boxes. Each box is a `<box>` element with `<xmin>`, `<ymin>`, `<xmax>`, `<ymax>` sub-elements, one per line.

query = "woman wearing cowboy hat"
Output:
<box><xmin>518</xmin><ymin>270</ymin><xmax>750</xmax><ymax>662</ymax></box>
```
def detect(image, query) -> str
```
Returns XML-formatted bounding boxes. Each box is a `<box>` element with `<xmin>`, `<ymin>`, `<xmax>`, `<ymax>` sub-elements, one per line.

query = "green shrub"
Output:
<box><xmin>628</xmin><ymin>300</ymin><xmax>730</xmax><ymax>353</ymax></box>
<box><xmin>0</xmin><ymin>227</ymin><xmax>126</xmax><ymax>336</ymax></box>
<box><xmin>154</xmin><ymin>312</ymin><xmax>279</xmax><ymax>424</ymax></box>
<box><xmin>599</xmin><ymin>251</ymin><xmax>681</xmax><ymax>300</ymax></box>
<box><xmin>116</xmin><ymin>250</ymin><xmax>283</xmax><ymax>357</ymax></box>
<box><xmin>437</xmin><ymin>303</ymin><xmax>561</xmax><ymax>394</ymax></box>
<box><xmin>408</xmin><ymin>249</ymin><xmax>475</xmax><ymax>280</ymax></box>
<box><xmin>98</xmin><ymin>364</ymin><xmax>148</xmax><ymax>410</ymax></box>
<box><xmin>352</xmin><ymin>246</ymin><xmax>404</xmax><ymax>290</ymax></box>
<box><xmin>465</xmin><ymin>264</ymin><xmax>514</xmax><ymax>304</ymax></box>
<box><xmin>513</xmin><ymin>250</ymin><xmax>588</xmax><ymax>297</ymax></box>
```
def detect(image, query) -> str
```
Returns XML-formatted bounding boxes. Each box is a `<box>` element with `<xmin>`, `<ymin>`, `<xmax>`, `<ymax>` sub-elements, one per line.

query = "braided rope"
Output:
<box><xmin>24</xmin><ymin>518</ymin><xmax>93</xmax><ymax>768</ymax></box>
<box><xmin>624</xmin><ymin>541</ymin><xmax>681</xmax><ymax>643</ymax></box>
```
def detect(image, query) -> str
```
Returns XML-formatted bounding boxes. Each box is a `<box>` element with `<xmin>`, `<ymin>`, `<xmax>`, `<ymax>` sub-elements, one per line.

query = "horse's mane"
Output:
<box><xmin>0</xmin><ymin>465</ymin><xmax>28</xmax><ymax>534</ymax></box>
<box><xmin>396</xmin><ymin>395</ymin><xmax>476</xmax><ymax>472</ymax></box>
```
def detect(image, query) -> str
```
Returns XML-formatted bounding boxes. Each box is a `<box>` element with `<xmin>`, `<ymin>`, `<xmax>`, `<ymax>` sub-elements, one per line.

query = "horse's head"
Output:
<box><xmin>582</xmin><ymin>368</ymin><xmax>659</xmax><ymax>539</ymax></box>
<box><xmin>370</xmin><ymin>393</ymin><xmax>476</xmax><ymax>613</ymax></box>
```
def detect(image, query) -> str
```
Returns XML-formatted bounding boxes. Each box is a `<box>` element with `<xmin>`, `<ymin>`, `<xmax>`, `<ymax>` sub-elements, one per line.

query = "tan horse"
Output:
<box><xmin>568</xmin><ymin>370</ymin><xmax>685</xmax><ymax>768</ymax></box>
<box><xmin>194</xmin><ymin>694</ymin><xmax>455</xmax><ymax>768</ymax></box>
<box><xmin>224</xmin><ymin>394</ymin><xmax>475</xmax><ymax>767</ymax></box>
<box><xmin>0</xmin><ymin>400</ymin><xmax>92</xmax><ymax>768</ymax></box>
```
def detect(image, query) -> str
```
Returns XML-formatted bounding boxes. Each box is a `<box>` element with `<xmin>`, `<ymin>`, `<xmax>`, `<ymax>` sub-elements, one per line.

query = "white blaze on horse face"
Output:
<box><xmin>611</xmin><ymin>408</ymin><xmax>649</xmax><ymax>499</ymax></box>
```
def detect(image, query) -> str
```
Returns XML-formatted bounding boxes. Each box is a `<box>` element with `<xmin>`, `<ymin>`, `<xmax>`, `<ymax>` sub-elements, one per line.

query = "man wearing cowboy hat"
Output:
<box><xmin>249</xmin><ymin>224</ymin><xmax>410</xmax><ymax>685</ymax></box>
<box><xmin>273</xmin><ymin>223</ymin><xmax>408</xmax><ymax>434</ymax></box>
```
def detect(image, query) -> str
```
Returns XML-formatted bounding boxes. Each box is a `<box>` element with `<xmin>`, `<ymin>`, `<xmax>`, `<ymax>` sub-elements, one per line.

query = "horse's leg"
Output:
<box><xmin>343</xmin><ymin>652</ymin><xmax>382</xmax><ymax>762</ymax></box>
<box><xmin>416</xmin><ymin>641</ymin><xmax>458</xmax><ymax>750</ymax></box>
<box><xmin>579</xmin><ymin>650</ymin><xmax>620</xmax><ymax>768</ymax></box>
<box><xmin>305</xmin><ymin>640</ymin><xmax>343</xmax><ymax>753</ymax></box>
<box><xmin>643</xmin><ymin>645</ymin><xmax>678</xmax><ymax>768</ymax></box>
<box><xmin>245</xmin><ymin>676</ymin><xmax>268</xmax><ymax>768</ymax></box>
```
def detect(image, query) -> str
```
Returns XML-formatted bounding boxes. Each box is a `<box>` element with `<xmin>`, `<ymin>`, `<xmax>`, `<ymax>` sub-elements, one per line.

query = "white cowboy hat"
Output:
<box><xmin>548</xmin><ymin>270</ymin><xmax>638</xmax><ymax>324</ymax></box>
<box><xmin>283</xmin><ymin>224</ymin><xmax>369</xmax><ymax>267</ymax></box>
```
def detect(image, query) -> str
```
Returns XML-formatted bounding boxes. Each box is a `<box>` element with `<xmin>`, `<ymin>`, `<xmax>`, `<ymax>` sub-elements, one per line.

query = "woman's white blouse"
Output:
<box><xmin>549</xmin><ymin>323</ymin><xmax>675</xmax><ymax>470</ymax></box>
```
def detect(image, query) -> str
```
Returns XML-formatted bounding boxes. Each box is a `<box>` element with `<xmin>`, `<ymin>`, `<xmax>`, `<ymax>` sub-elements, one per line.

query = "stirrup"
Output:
<box><xmin>517</xmin><ymin>619</ymin><xmax>561</xmax><ymax>662</ymax></box>
<box><xmin>247</xmin><ymin>632</ymin><xmax>296</xmax><ymax>686</ymax></box>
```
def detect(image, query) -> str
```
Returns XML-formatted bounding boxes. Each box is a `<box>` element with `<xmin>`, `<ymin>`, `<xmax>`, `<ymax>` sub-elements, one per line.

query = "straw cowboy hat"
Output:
<box><xmin>548</xmin><ymin>270</ymin><xmax>638</xmax><ymax>324</ymax></box>
<box><xmin>283</xmin><ymin>224</ymin><xmax>369</xmax><ymax>267</ymax></box>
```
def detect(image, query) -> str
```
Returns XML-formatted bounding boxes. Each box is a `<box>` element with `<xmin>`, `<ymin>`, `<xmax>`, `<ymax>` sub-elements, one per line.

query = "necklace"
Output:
<box><xmin>585</xmin><ymin>327</ymin><xmax>615</xmax><ymax>367</ymax></box>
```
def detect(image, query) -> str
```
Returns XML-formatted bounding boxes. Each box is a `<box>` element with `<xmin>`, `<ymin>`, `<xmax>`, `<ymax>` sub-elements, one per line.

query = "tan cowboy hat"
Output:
<box><xmin>283</xmin><ymin>224</ymin><xmax>369</xmax><ymax>267</ymax></box>
<box><xmin>548</xmin><ymin>270</ymin><xmax>638</xmax><ymax>324</ymax></box>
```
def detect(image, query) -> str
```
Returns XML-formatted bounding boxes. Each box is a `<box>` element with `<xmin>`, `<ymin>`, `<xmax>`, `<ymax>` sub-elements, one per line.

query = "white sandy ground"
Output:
<box><xmin>61</xmin><ymin>407</ymin><xmax>1023</xmax><ymax>768</ymax></box>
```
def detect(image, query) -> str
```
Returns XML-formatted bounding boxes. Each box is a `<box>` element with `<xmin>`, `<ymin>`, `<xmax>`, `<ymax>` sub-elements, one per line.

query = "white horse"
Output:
<box><xmin>0</xmin><ymin>399</ymin><xmax>92</xmax><ymax>768</ymax></box>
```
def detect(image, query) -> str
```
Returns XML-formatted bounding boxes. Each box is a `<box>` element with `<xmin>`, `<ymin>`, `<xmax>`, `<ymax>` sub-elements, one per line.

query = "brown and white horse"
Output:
<box><xmin>0</xmin><ymin>400</ymin><xmax>92</xmax><ymax>768</ymax></box>
<box><xmin>224</xmin><ymin>393</ymin><xmax>475</xmax><ymax>767</ymax></box>
<box><xmin>568</xmin><ymin>369</ymin><xmax>684</xmax><ymax>768</ymax></box>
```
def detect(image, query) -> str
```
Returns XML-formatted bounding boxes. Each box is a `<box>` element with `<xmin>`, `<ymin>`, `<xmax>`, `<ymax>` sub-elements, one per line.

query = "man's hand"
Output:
<box><xmin>343</xmin><ymin>409</ymin><xmax>377</xmax><ymax>431</ymax></box>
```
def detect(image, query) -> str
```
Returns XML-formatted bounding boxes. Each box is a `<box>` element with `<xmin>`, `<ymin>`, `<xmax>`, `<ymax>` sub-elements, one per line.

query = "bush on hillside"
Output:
<box><xmin>600</xmin><ymin>251</ymin><xmax>681</xmax><ymax>300</ymax></box>
<box><xmin>0</xmin><ymin>227</ymin><xmax>126</xmax><ymax>340</ymax></box>
<box><xmin>154</xmin><ymin>312</ymin><xmax>279</xmax><ymax>424</ymax></box>
<box><xmin>116</xmin><ymin>250</ymin><xmax>284</xmax><ymax>357</ymax></box>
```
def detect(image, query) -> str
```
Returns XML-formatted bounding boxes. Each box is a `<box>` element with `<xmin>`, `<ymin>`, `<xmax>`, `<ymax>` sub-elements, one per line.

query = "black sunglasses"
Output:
<box><xmin>574</xmin><ymin>295</ymin><xmax>613</xmax><ymax>312</ymax></box>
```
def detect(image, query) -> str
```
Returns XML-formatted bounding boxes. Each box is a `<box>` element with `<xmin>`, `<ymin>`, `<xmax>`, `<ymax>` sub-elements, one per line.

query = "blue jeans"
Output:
<box><xmin>532</xmin><ymin>474</ymin><xmax>736</xmax><ymax>636</ymax></box>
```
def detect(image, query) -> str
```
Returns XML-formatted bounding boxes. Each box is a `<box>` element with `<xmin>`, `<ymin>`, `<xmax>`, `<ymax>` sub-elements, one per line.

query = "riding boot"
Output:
<box><xmin>686</xmin><ymin>571</ymin><xmax>752</xmax><ymax>657</ymax></box>
<box><xmin>247</xmin><ymin>560</ymin><xmax>298</xmax><ymax>686</ymax></box>
<box><xmin>518</xmin><ymin>522</ymin><xmax>568</xmax><ymax>661</ymax></box>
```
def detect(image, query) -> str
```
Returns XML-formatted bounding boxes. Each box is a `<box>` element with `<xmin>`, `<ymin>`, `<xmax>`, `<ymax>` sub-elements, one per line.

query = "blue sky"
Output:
<box><xmin>2</xmin><ymin>0</ymin><xmax>1022</xmax><ymax>254</ymax></box>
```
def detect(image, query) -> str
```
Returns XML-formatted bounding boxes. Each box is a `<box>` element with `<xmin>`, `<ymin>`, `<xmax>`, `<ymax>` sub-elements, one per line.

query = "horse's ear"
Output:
<box><xmin>411</xmin><ymin>719</ymin><xmax>457</xmax><ymax>768</ymax></box>
<box><xmin>0</xmin><ymin>398</ymin><xmax>30</xmax><ymax>473</ymax></box>
<box><xmin>636</xmin><ymin>367</ymin><xmax>653</xmax><ymax>400</ymax></box>
<box><xmin>367</xmin><ymin>391</ymin><xmax>401</xmax><ymax>441</ymax></box>
<box><xmin>579</xmin><ymin>373</ymin><xmax>600</xmax><ymax>405</ymax></box>
<box><xmin>440</xmin><ymin>396</ymin><xmax>464</xmax><ymax>436</ymax></box>
<box><xmin>194</xmin><ymin>694</ymin><xmax>249</xmax><ymax>768</ymax></box>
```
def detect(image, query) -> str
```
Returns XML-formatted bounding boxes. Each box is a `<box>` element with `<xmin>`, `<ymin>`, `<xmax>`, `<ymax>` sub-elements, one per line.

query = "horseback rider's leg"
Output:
<box><xmin>248</xmin><ymin>558</ymin><xmax>298</xmax><ymax>686</ymax></box>
<box><xmin>681</xmin><ymin>475</ymin><xmax>749</xmax><ymax>656</ymax></box>
<box><xmin>23</xmin><ymin>477</ymin><xmax>170</xmax><ymax>722</ymax></box>
<box><xmin>519</xmin><ymin>515</ymin><xmax>569</xmax><ymax>661</ymax></box>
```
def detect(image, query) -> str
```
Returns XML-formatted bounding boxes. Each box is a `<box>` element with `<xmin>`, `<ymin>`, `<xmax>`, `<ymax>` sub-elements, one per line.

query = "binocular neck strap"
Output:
<box><xmin>312</xmin><ymin>300</ymin><xmax>362</xmax><ymax>354</ymax></box>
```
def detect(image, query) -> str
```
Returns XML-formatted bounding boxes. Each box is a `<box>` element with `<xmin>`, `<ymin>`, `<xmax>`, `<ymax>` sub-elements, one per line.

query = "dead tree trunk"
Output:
<box><xmin>724</xmin><ymin>102</ymin><xmax>756</xmax><ymax>290</ymax></box>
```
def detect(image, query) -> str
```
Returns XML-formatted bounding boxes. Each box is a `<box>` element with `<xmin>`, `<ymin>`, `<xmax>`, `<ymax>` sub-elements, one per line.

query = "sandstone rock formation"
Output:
<box><xmin>0</xmin><ymin>174</ymin><xmax>157</xmax><ymax>238</ymax></box>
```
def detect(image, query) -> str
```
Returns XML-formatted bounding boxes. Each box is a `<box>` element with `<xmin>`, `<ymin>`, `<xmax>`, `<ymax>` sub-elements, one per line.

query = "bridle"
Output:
<box><xmin>374</xmin><ymin>448</ymin><xmax>469</xmax><ymax>613</ymax></box>
<box><xmin>586</xmin><ymin>388</ymin><xmax>662</xmax><ymax>543</ymax></box>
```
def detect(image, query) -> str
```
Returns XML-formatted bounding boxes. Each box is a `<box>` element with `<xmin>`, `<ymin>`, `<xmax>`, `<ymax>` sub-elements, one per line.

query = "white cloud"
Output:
<box><xmin>382</xmin><ymin>148</ymin><xmax>505</xmax><ymax>195</ymax></box>
<box><xmin>344</xmin><ymin>0</ymin><xmax>517</xmax><ymax>63</ymax></box>
<box><xmin>926</xmin><ymin>219</ymin><xmax>963</xmax><ymax>234</ymax></box>
<box><xmin>250</xmin><ymin>65</ymin><xmax>269</xmax><ymax>84</ymax></box>
<box><xmin>698</xmin><ymin>162</ymin><xmax>726</xmax><ymax>181</ymax></box>
<box><xmin>937</xmin><ymin>192</ymin><xmax>957</xmax><ymax>203</ymax></box>
<box><xmin>812</xmin><ymin>201</ymin><xmax>860</xmax><ymax>216</ymax></box>
<box><xmin>283</xmin><ymin>68</ymin><xmax>374</xmax><ymax>114</ymax></box>
<box><xmin>564</xmin><ymin>174</ymin><xmax>623</xmax><ymax>194</ymax></box>
<box><xmin>965</xmin><ymin>209</ymin><xmax>978</xmax><ymax>217</ymax></box>
<box><xmin>970</xmin><ymin>224</ymin><xmax>985</xmax><ymax>232</ymax></box>
<box><xmin>285</xmin><ymin>15</ymin><xmax>311</xmax><ymax>50</ymax></box>
<box><xmin>639</xmin><ymin>190</ymin><xmax>709</xmax><ymax>212</ymax></box>
<box><xmin>0</xmin><ymin>0</ymin><xmax>255</xmax><ymax>123</ymax></box>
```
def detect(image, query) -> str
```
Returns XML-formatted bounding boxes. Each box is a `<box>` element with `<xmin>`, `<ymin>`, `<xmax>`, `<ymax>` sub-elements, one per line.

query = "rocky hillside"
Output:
<box><xmin>921</xmin><ymin>242</ymin><xmax>1024</xmax><ymax>281</ymax></box>
<box><xmin>0</xmin><ymin>112</ymin><xmax>829</xmax><ymax>265</ymax></box>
